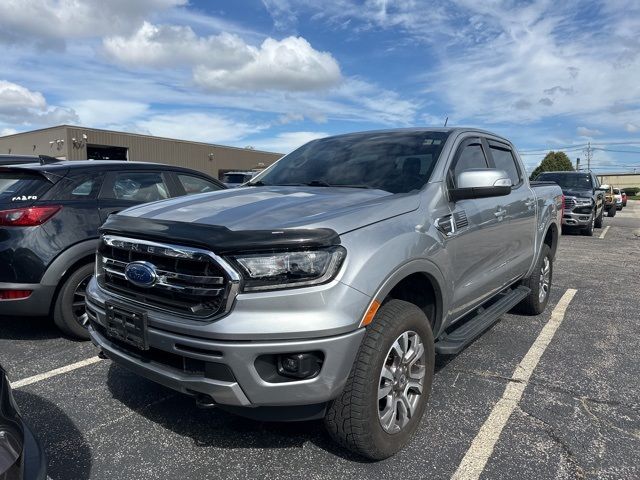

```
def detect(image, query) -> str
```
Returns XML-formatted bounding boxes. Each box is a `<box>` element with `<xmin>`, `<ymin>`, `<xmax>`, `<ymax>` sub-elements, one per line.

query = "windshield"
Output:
<box><xmin>249</xmin><ymin>131</ymin><xmax>450</xmax><ymax>194</ymax></box>
<box><xmin>223</xmin><ymin>173</ymin><xmax>253</xmax><ymax>184</ymax></box>
<box><xmin>536</xmin><ymin>172</ymin><xmax>592</xmax><ymax>189</ymax></box>
<box><xmin>0</xmin><ymin>172</ymin><xmax>51</xmax><ymax>202</ymax></box>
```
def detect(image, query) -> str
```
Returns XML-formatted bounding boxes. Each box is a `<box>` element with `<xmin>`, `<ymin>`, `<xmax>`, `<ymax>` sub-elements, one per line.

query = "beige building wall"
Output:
<box><xmin>597</xmin><ymin>174</ymin><xmax>640</xmax><ymax>189</ymax></box>
<box><xmin>0</xmin><ymin>125</ymin><xmax>282</xmax><ymax>178</ymax></box>
<box><xmin>0</xmin><ymin>126</ymin><xmax>69</xmax><ymax>158</ymax></box>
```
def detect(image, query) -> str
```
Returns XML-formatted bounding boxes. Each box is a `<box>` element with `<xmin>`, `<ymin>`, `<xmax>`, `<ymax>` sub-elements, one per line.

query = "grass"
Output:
<box><xmin>630</xmin><ymin>196</ymin><xmax>640</xmax><ymax>200</ymax></box>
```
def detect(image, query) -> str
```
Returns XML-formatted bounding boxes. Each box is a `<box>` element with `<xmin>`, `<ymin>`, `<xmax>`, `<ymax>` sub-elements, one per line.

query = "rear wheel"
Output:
<box><xmin>53</xmin><ymin>263</ymin><xmax>94</xmax><ymax>340</ymax></box>
<box><xmin>513</xmin><ymin>244</ymin><xmax>552</xmax><ymax>315</ymax></box>
<box><xmin>324</xmin><ymin>299</ymin><xmax>435</xmax><ymax>460</ymax></box>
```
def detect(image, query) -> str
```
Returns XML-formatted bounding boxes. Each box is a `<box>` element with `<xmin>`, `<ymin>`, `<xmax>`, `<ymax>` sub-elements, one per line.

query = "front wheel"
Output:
<box><xmin>581</xmin><ymin>213</ymin><xmax>595</xmax><ymax>236</ymax></box>
<box><xmin>513</xmin><ymin>244</ymin><xmax>552</xmax><ymax>315</ymax></box>
<box><xmin>324</xmin><ymin>299</ymin><xmax>435</xmax><ymax>460</ymax></box>
<box><xmin>607</xmin><ymin>206</ymin><xmax>616</xmax><ymax>217</ymax></box>
<box><xmin>594</xmin><ymin>208</ymin><xmax>603</xmax><ymax>228</ymax></box>
<box><xmin>53</xmin><ymin>263</ymin><xmax>94</xmax><ymax>340</ymax></box>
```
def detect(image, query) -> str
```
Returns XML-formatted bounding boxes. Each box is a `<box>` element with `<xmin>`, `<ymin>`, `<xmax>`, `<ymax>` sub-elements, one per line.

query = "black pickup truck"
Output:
<box><xmin>535</xmin><ymin>171</ymin><xmax>606</xmax><ymax>236</ymax></box>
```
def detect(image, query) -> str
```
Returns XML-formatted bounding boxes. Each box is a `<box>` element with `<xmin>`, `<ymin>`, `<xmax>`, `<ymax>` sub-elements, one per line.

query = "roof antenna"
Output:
<box><xmin>443</xmin><ymin>116</ymin><xmax>449</xmax><ymax>127</ymax></box>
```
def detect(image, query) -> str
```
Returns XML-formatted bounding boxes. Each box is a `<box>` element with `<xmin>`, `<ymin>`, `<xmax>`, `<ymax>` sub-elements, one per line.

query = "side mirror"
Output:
<box><xmin>450</xmin><ymin>169</ymin><xmax>512</xmax><ymax>201</ymax></box>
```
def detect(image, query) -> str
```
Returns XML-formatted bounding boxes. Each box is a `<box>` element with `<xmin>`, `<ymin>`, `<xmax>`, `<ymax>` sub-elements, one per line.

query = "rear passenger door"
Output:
<box><xmin>443</xmin><ymin>137</ymin><xmax>514</xmax><ymax>320</ymax></box>
<box><xmin>98</xmin><ymin>170</ymin><xmax>174</xmax><ymax>223</ymax></box>
<box><xmin>486</xmin><ymin>140</ymin><xmax>536</xmax><ymax>281</ymax></box>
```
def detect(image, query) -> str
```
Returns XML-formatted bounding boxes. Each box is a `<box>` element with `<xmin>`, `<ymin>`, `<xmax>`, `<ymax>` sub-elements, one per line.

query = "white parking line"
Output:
<box><xmin>451</xmin><ymin>288</ymin><xmax>577</xmax><ymax>480</ymax></box>
<box><xmin>599</xmin><ymin>226</ymin><xmax>610</xmax><ymax>239</ymax></box>
<box><xmin>12</xmin><ymin>356</ymin><xmax>102</xmax><ymax>389</ymax></box>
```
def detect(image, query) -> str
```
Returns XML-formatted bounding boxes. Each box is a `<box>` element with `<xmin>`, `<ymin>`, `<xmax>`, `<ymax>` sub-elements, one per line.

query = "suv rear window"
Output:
<box><xmin>0</xmin><ymin>172</ymin><xmax>51</xmax><ymax>202</ymax></box>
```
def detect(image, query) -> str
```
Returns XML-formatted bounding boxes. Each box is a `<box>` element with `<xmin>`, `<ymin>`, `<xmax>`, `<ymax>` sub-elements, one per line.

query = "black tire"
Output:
<box><xmin>607</xmin><ymin>206</ymin><xmax>616</xmax><ymax>217</ymax></box>
<box><xmin>513</xmin><ymin>244</ymin><xmax>552</xmax><ymax>315</ymax></box>
<box><xmin>53</xmin><ymin>263</ymin><xmax>94</xmax><ymax>340</ymax></box>
<box><xmin>324</xmin><ymin>299</ymin><xmax>435</xmax><ymax>460</ymax></box>
<box><xmin>594</xmin><ymin>208</ymin><xmax>603</xmax><ymax>228</ymax></box>
<box><xmin>581</xmin><ymin>213</ymin><xmax>595</xmax><ymax>236</ymax></box>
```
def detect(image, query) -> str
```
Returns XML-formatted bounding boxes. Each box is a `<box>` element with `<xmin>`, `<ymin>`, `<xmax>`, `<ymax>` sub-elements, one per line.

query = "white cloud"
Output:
<box><xmin>105</xmin><ymin>24</ymin><xmax>341</xmax><ymax>92</ymax></box>
<box><xmin>135</xmin><ymin>112</ymin><xmax>265</xmax><ymax>144</ymax></box>
<box><xmin>577</xmin><ymin>126</ymin><xmax>603</xmax><ymax>137</ymax></box>
<box><xmin>104</xmin><ymin>22</ymin><xmax>254</xmax><ymax>70</ymax></box>
<box><xmin>625</xmin><ymin>123</ymin><xmax>639</xmax><ymax>133</ymax></box>
<box><xmin>0</xmin><ymin>79</ymin><xmax>78</xmax><ymax>125</ymax></box>
<box><xmin>67</xmin><ymin>99</ymin><xmax>149</xmax><ymax>127</ymax></box>
<box><xmin>0</xmin><ymin>0</ymin><xmax>186</xmax><ymax>47</ymax></box>
<box><xmin>251</xmin><ymin>131</ymin><xmax>328</xmax><ymax>153</ymax></box>
<box><xmin>0</xmin><ymin>80</ymin><xmax>46</xmax><ymax>111</ymax></box>
<box><xmin>193</xmin><ymin>36</ymin><xmax>340</xmax><ymax>91</ymax></box>
<box><xmin>262</xmin><ymin>0</ymin><xmax>298</xmax><ymax>30</ymax></box>
<box><xmin>1</xmin><ymin>128</ymin><xmax>18</xmax><ymax>136</ymax></box>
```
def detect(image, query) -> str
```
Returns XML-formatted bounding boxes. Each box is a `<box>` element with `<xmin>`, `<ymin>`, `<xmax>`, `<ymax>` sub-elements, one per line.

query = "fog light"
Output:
<box><xmin>277</xmin><ymin>352</ymin><xmax>323</xmax><ymax>379</ymax></box>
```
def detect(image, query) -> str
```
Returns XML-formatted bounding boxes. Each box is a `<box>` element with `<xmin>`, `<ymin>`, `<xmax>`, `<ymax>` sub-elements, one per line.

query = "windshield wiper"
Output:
<box><xmin>246</xmin><ymin>180</ymin><xmax>269</xmax><ymax>186</ymax></box>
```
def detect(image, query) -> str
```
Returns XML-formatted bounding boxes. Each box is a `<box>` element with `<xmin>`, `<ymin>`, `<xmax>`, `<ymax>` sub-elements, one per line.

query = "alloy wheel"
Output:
<box><xmin>72</xmin><ymin>274</ymin><xmax>92</xmax><ymax>328</ymax></box>
<box><xmin>378</xmin><ymin>330</ymin><xmax>426</xmax><ymax>434</ymax></box>
<box><xmin>538</xmin><ymin>256</ymin><xmax>551</xmax><ymax>303</ymax></box>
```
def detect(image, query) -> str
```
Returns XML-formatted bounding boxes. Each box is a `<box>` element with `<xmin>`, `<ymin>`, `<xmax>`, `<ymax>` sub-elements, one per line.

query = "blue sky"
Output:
<box><xmin>1</xmin><ymin>0</ymin><xmax>639</xmax><ymax>173</ymax></box>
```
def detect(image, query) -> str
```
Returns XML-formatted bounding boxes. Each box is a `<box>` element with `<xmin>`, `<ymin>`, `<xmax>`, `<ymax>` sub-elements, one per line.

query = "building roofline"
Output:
<box><xmin>0</xmin><ymin>124</ymin><xmax>283</xmax><ymax>156</ymax></box>
<box><xmin>595</xmin><ymin>172</ymin><xmax>640</xmax><ymax>176</ymax></box>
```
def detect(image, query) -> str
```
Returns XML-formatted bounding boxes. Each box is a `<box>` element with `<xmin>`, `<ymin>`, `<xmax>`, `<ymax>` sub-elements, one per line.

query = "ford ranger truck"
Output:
<box><xmin>86</xmin><ymin>128</ymin><xmax>563</xmax><ymax>460</ymax></box>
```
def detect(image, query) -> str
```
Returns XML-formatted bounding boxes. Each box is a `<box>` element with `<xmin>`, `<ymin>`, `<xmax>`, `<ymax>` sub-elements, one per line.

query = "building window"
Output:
<box><xmin>87</xmin><ymin>144</ymin><xmax>128</xmax><ymax>160</ymax></box>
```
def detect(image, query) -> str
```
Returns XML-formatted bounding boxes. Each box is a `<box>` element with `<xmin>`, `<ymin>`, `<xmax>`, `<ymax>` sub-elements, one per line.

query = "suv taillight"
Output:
<box><xmin>0</xmin><ymin>206</ymin><xmax>62</xmax><ymax>226</ymax></box>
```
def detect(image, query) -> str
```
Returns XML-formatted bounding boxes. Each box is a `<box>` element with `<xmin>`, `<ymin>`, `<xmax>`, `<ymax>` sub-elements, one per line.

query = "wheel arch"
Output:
<box><xmin>543</xmin><ymin>222</ymin><xmax>559</xmax><ymax>259</ymax></box>
<box><xmin>367</xmin><ymin>260</ymin><xmax>448</xmax><ymax>337</ymax></box>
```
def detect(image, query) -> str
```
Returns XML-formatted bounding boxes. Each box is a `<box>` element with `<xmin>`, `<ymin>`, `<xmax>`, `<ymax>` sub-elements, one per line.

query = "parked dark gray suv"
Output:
<box><xmin>0</xmin><ymin>160</ymin><xmax>225</xmax><ymax>338</ymax></box>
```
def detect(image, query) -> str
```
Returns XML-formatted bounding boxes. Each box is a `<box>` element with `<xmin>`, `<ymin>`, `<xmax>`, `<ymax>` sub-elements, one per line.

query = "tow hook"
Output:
<box><xmin>195</xmin><ymin>394</ymin><xmax>216</xmax><ymax>409</ymax></box>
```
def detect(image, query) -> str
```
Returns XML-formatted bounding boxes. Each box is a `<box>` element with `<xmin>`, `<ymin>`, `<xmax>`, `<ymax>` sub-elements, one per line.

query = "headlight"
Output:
<box><xmin>231</xmin><ymin>247</ymin><xmax>346</xmax><ymax>292</ymax></box>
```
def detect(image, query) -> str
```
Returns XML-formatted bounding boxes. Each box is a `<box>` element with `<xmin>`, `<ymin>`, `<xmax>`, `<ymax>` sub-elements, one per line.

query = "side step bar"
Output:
<box><xmin>435</xmin><ymin>285</ymin><xmax>531</xmax><ymax>355</ymax></box>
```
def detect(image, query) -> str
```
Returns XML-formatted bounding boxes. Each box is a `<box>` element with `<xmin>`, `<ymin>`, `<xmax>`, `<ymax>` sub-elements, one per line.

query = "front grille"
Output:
<box><xmin>563</xmin><ymin>197</ymin><xmax>577</xmax><ymax>210</ymax></box>
<box><xmin>96</xmin><ymin>235</ymin><xmax>239</xmax><ymax>319</ymax></box>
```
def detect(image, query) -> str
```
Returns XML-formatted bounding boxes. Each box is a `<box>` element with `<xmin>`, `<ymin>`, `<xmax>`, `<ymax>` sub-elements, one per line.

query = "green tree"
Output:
<box><xmin>530</xmin><ymin>151</ymin><xmax>574</xmax><ymax>180</ymax></box>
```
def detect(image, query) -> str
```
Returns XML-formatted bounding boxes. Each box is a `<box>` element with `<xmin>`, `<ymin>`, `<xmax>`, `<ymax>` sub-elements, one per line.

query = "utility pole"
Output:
<box><xmin>576</xmin><ymin>157</ymin><xmax>580</xmax><ymax>171</ymax></box>
<box><xmin>584</xmin><ymin>142</ymin><xmax>593</xmax><ymax>171</ymax></box>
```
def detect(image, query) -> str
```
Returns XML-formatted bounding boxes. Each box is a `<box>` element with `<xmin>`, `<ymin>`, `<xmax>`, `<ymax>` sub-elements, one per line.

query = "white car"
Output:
<box><xmin>613</xmin><ymin>188</ymin><xmax>623</xmax><ymax>210</ymax></box>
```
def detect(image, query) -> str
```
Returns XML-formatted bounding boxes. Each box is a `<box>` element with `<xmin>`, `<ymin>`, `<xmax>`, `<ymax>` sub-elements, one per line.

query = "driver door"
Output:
<box><xmin>443</xmin><ymin>137</ymin><xmax>514</xmax><ymax>321</ymax></box>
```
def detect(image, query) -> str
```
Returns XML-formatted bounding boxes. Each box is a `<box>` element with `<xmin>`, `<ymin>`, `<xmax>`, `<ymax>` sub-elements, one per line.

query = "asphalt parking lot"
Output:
<box><xmin>2</xmin><ymin>202</ymin><xmax>639</xmax><ymax>480</ymax></box>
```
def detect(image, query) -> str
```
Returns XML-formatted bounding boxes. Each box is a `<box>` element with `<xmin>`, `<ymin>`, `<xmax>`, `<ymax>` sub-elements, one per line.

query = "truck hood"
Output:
<box><xmin>119</xmin><ymin>186</ymin><xmax>419</xmax><ymax>234</ymax></box>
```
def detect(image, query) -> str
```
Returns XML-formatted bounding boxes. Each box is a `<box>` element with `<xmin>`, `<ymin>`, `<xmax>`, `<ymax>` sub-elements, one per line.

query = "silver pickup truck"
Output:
<box><xmin>86</xmin><ymin>128</ymin><xmax>562</xmax><ymax>459</ymax></box>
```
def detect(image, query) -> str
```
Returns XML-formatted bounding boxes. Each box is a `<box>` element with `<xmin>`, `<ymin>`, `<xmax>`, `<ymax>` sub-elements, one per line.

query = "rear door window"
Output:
<box><xmin>0</xmin><ymin>171</ymin><xmax>51</xmax><ymax>203</ymax></box>
<box><xmin>105</xmin><ymin>172</ymin><xmax>170</xmax><ymax>202</ymax></box>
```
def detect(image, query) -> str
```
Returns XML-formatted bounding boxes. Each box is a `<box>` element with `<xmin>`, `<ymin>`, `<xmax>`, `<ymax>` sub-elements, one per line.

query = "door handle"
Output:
<box><xmin>494</xmin><ymin>208</ymin><xmax>507</xmax><ymax>218</ymax></box>
<box><xmin>524</xmin><ymin>198</ymin><xmax>535</xmax><ymax>207</ymax></box>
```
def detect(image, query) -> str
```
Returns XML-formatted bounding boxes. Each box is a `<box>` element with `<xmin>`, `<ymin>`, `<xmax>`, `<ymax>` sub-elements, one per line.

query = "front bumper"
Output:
<box><xmin>0</xmin><ymin>283</ymin><xmax>55</xmax><ymax>317</ymax></box>
<box><xmin>86</xmin><ymin>288</ymin><xmax>366</xmax><ymax>408</ymax></box>
<box><xmin>562</xmin><ymin>210</ymin><xmax>593</xmax><ymax>227</ymax></box>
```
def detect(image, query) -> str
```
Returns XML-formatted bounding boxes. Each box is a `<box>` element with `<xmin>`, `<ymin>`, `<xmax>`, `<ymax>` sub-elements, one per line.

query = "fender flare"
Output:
<box><xmin>365</xmin><ymin>258</ymin><xmax>449</xmax><ymax>337</ymax></box>
<box><xmin>40</xmin><ymin>238</ymin><xmax>99</xmax><ymax>287</ymax></box>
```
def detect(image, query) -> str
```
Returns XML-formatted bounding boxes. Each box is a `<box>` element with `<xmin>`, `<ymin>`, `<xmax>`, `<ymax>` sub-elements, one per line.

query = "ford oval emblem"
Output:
<box><xmin>124</xmin><ymin>261</ymin><xmax>157</xmax><ymax>288</ymax></box>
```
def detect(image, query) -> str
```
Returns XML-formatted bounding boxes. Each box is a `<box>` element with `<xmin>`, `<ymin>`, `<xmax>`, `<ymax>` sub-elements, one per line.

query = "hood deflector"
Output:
<box><xmin>100</xmin><ymin>214</ymin><xmax>340</xmax><ymax>254</ymax></box>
